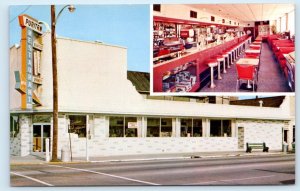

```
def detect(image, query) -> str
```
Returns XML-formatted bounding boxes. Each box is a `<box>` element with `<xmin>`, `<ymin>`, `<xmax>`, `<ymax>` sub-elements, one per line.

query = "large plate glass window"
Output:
<box><xmin>147</xmin><ymin>118</ymin><xmax>160</xmax><ymax>137</ymax></box>
<box><xmin>10</xmin><ymin>116</ymin><xmax>19</xmax><ymax>138</ymax></box>
<box><xmin>210</xmin><ymin>119</ymin><xmax>231</xmax><ymax>137</ymax></box>
<box><xmin>181</xmin><ymin>119</ymin><xmax>192</xmax><ymax>137</ymax></box>
<box><xmin>161</xmin><ymin>118</ymin><xmax>172</xmax><ymax>137</ymax></box>
<box><xmin>69</xmin><ymin>115</ymin><xmax>87</xmax><ymax>138</ymax></box>
<box><xmin>193</xmin><ymin>119</ymin><xmax>203</xmax><ymax>137</ymax></box>
<box><xmin>109</xmin><ymin>116</ymin><xmax>138</xmax><ymax>137</ymax></box>
<box><xmin>180</xmin><ymin>118</ymin><xmax>202</xmax><ymax>137</ymax></box>
<box><xmin>125</xmin><ymin>117</ymin><xmax>138</xmax><ymax>137</ymax></box>
<box><xmin>109</xmin><ymin>117</ymin><xmax>124</xmax><ymax>137</ymax></box>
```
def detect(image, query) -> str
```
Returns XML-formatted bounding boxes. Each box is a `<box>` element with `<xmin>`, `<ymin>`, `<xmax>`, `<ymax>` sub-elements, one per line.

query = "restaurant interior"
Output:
<box><xmin>152</xmin><ymin>4</ymin><xmax>295</xmax><ymax>93</ymax></box>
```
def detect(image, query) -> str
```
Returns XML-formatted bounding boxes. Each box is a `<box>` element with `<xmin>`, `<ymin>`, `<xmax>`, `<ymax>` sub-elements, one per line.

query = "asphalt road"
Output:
<box><xmin>10</xmin><ymin>154</ymin><xmax>295</xmax><ymax>186</ymax></box>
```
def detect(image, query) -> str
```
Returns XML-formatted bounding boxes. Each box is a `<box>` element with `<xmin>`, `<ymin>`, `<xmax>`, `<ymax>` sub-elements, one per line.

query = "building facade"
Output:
<box><xmin>10</xmin><ymin>31</ymin><xmax>295</xmax><ymax>158</ymax></box>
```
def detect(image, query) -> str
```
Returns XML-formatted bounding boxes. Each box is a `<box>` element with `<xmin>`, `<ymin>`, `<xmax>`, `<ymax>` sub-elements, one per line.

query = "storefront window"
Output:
<box><xmin>147</xmin><ymin>118</ymin><xmax>160</xmax><ymax>137</ymax></box>
<box><xmin>161</xmin><ymin>118</ymin><xmax>172</xmax><ymax>137</ymax></box>
<box><xmin>210</xmin><ymin>120</ymin><xmax>221</xmax><ymax>137</ymax></box>
<box><xmin>109</xmin><ymin>117</ymin><xmax>124</xmax><ymax>137</ymax></box>
<box><xmin>180</xmin><ymin>118</ymin><xmax>202</xmax><ymax>137</ymax></box>
<box><xmin>109</xmin><ymin>116</ymin><xmax>138</xmax><ymax>137</ymax></box>
<box><xmin>125</xmin><ymin>117</ymin><xmax>138</xmax><ymax>137</ymax></box>
<box><xmin>181</xmin><ymin>119</ymin><xmax>192</xmax><ymax>137</ymax></box>
<box><xmin>193</xmin><ymin>119</ymin><xmax>202</xmax><ymax>137</ymax></box>
<box><xmin>222</xmin><ymin>120</ymin><xmax>232</xmax><ymax>137</ymax></box>
<box><xmin>210</xmin><ymin>119</ymin><xmax>231</xmax><ymax>137</ymax></box>
<box><xmin>69</xmin><ymin>115</ymin><xmax>87</xmax><ymax>138</ymax></box>
<box><xmin>10</xmin><ymin>116</ymin><xmax>19</xmax><ymax>138</ymax></box>
<box><xmin>147</xmin><ymin>118</ymin><xmax>173</xmax><ymax>137</ymax></box>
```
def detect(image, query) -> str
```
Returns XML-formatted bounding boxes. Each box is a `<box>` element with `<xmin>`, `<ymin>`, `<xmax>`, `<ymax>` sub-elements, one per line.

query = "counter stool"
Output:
<box><xmin>237</xmin><ymin>45</ymin><xmax>241</xmax><ymax>57</ymax></box>
<box><xmin>238</xmin><ymin>43</ymin><xmax>243</xmax><ymax>56</ymax></box>
<box><xmin>234</xmin><ymin>46</ymin><xmax>239</xmax><ymax>61</ymax></box>
<box><xmin>226</xmin><ymin>48</ymin><xmax>234</xmax><ymax>66</ymax></box>
<box><xmin>212</xmin><ymin>55</ymin><xmax>224</xmax><ymax>80</ymax></box>
<box><xmin>242</xmin><ymin>43</ymin><xmax>246</xmax><ymax>53</ymax></box>
<box><xmin>207</xmin><ymin>59</ymin><xmax>218</xmax><ymax>88</ymax></box>
<box><xmin>217</xmin><ymin>56</ymin><xmax>225</xmax><ymax>78</ymax></box>
<box><xmin>225</xmin><ymin>50</ymin><xmax>232</xmax><ymax>68</ymax></box>
<box><xmin>239</xmin><ymin>43</ymin><xmax>243</xmax><ymax>55</ymax></box>
<box><xmin>242</xmin><ymin>41</ymin><xmax>246</xmax><ymax>52</ymax></box>
<box><xmin>221</xmin><ymin>53</ymin><xmax>229</xmax><ymax>73</ymax></box>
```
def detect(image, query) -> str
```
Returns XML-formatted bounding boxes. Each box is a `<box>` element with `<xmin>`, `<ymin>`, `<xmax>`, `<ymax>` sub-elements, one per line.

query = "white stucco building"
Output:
<box><xmin>10</xmin><ymin>32</ymin><xmax>295</xmax><ymax>158</ymax></box>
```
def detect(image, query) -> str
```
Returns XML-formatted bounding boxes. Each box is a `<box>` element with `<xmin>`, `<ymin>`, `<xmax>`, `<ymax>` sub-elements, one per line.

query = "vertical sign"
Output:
<box><xmin>26</xmin><ymin>28</ymin><xmax>33</xmax><ymax>109</ymax></box>
<box><xmin>17</xmin><ymin>14</ymin><xmax>43</xmax><ymax>109</ymax></box>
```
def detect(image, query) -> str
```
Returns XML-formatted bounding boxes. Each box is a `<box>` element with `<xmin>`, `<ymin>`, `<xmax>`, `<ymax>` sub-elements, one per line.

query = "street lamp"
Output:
<box><xmin>51</xmin><ymin>5</ymin><xmax>75</xmax><ymax>162</ymax></box>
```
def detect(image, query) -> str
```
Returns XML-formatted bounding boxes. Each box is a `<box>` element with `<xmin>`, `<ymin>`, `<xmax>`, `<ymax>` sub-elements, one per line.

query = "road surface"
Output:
<box><xmin>10</xmin><ymin>154</ymin><xmax>295</xmax><ymax>186</ymax></box>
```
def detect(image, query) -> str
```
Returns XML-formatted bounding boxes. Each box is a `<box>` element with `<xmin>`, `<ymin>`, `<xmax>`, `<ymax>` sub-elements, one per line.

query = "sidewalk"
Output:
<box><xmin>10</xmin><ymin>151</ymin><xmax>293</xmax><ymax>165</ymax></box>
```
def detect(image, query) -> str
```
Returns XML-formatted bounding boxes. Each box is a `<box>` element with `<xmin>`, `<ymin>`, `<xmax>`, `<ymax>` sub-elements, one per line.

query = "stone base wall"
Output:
<box><xmin>63</xmin><ymin>137</ymin><xmax>238</xmax><ymax>157</ymax></box>
<box><xmin>237</xmin><ymin>119</ymin><xmax>283</xmax><ymax>151</ymax></box>
<box><xmin>10</xmin><ymin>133</ymin><xmax>21</xmax><ymax>156</ymax></box>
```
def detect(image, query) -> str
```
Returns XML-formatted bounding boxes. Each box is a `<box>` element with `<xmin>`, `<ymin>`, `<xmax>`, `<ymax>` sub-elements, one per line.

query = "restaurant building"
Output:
<box><xmin>10</xmin><ymin>17</ymin><xmax>295</xmax><ymax>158</ymax></box>
<box><xmin>152</xmin><ymin>4</ymin><xmax>295</xmax><ymax>93</ymax></box>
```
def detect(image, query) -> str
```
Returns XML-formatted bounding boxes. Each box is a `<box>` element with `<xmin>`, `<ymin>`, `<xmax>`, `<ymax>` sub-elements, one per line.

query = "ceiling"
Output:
<box><xmin>189</xmin><ymin>4</ymin><xmax>294</xmax><ymax>22</ymax></box>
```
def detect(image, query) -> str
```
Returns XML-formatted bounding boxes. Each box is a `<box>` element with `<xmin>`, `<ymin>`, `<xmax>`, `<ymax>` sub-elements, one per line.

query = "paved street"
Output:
<box><xmin>10</xmin><ymin>154</ymin><xmax>295</xmax><ymax>186</ymax></box>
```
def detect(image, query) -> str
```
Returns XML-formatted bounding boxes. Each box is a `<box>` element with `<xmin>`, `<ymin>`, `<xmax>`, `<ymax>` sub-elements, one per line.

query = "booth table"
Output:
<box><xmin>236</xmin><ymin>58</ymin><xmax>259</xmax><ymax>66</ymax></box>
<box><xmin>283</xmin><ymin>53</ymin><xmax>295</xmax><ymax>91</ymax></box>
<box><xmin>245</xmin><ymin>49</ymin><xmax>260</xmax><ymax>55</ymax></box>
<box><xmin>252</xmin><ymin>41</ymin><xmax>262</xmax><ymax>45</ymax></box>
<box><xmin>250</xmin><ymin>44</ymin><xmax>261</xmax><ymax>49</ymax></box>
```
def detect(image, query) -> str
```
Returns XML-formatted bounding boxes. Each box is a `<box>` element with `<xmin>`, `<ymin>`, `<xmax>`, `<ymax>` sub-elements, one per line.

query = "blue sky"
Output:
<box><xmin>9</xmin><ymin>5</ymin><xmax>150</xmax><ymax>72</ymax></box>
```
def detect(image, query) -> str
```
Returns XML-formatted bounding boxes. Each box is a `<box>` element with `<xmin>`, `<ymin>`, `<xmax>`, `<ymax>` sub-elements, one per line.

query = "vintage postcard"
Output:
<box><xmin>9</xmin><ymin>4</ymin><xmax>295</xmax><ymax>186</ymax></box>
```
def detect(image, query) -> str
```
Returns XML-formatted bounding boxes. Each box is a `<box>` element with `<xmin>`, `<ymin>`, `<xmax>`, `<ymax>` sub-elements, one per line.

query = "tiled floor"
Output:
<box><xmin>200</xmin><ymin>42</ymin><xmax>292</xmax><ymax>92</ymax></box>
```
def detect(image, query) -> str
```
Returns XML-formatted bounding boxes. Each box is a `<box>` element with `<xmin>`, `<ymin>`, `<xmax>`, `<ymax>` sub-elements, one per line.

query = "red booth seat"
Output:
<box><xmin>272</xmin><ymin>43</ymin><xmax>294</xmax><ymax>55</ymax></box>
<box><xmin>267</xmin><ymin>35</ymin><xmax>280</xmax><ymax>46</ymax></box>
<box><xmin>276</xmin><ymin>47</ymin><xmax>295</xmax><ymax>61</ymax></box>
<box><xmin>276</xmin><ymin>47</ymin><xmax>295</xmax><ymax>73</ymax></box>
<box><xmin>271</xmin><ymin>40</ymin><xmax>293</xmax><ymax>51</ymax></box>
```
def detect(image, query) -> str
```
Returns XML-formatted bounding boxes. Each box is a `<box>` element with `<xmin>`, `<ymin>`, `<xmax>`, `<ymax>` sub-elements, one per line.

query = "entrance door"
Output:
<box><xmin>284</xmin><ymin>129</ymin><xmax>288</xmax><ymax>142</ymax></box>
<box><xmin>238</xmin><ymin>127</ymin><xmax>245</xmax><ymax>149</ymax></box>
<box><xmin>33</xmin><ymin>124</ymin><xmax>51</xmax><ymax>152</ymax></box>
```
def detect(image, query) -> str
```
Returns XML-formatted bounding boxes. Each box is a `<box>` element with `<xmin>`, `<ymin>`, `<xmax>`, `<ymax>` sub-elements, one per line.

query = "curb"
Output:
<box><xmin>90</xmin><ymin>156</ymin><xmax>191</xmax><ymax>163</ymax></box>
<box><xmin>10</xmin><ymin>161</ymin><xmax>92</xmax><ymax>166</ymax></box>
<box><xmin>11</xmin><ymin>152</ymin><xmax>293</xmax><ymax>165</ymax></box>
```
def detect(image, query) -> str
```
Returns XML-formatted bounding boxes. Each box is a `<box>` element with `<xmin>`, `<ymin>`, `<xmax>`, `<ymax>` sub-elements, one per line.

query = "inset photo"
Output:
<box><xmin>152</xmin><ymin>4</ymin><xmax>295</xmax><ymax>93</ymax></box>
<box><xmin>9</xmin><ymin>3</ymin><xmax>295</xmax><ymax>187</ymax></box>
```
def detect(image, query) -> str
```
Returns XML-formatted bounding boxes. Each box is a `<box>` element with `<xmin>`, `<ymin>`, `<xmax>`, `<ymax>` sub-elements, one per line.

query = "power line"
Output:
<box><xmin>9</xmin><ymin>5</ymin><xmax>31</xmax><ymax>23</ymax></box>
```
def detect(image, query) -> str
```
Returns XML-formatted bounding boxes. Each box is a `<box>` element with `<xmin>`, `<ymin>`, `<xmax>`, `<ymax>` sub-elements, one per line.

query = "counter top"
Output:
<box><xmin>283</xmin><ymin>54</ymin><xmax>295</xmax><ymax>64</ymax></box>
<box><xmin>164</xmin><ymin>41</ymin><xmax>182</xmax><ymax>46</ymax></box>
<box><xmin>154</xmin><ymin>35</ymin><xmax>250</xmax><ymax>68</ymax></box>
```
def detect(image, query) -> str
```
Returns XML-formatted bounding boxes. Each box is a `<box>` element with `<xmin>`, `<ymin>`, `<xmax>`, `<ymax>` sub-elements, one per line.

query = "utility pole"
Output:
<box><xmin>50</xmin><ymin>4</ymin><xmax>75</xmax><ymax>162</ymax></box>
<box><xmin>51</xmin><ymin>5</ymin><xmax>59</xmax><ymax>162</ymax></box>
